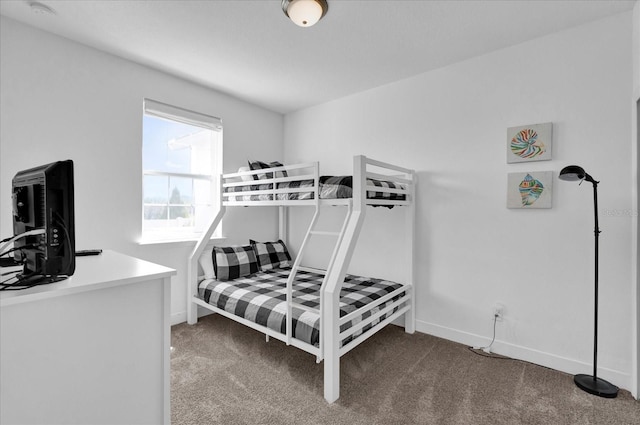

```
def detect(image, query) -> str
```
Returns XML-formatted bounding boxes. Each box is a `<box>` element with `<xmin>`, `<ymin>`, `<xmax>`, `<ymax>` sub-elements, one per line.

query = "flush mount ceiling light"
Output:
<box><xmin>29</xmin><ymin>1</ymin><xmax>56</xmax><ymax>15</ymax></box>
<box><xmin>282</xmin><ymin>0</ymin><xmax>328</xmax><ymax>27</ymax></box>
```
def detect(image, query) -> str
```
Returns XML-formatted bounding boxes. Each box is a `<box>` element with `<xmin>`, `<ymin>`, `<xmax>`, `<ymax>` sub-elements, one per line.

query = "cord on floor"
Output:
<box><xmin>472</xmin><ymin>313</ymin><xmax>498</xmax><ymax>353</ymax></box>
<box><xmin>467</xmin><ymin>317</ymin><xmax>558</xmax><ymax>373</ymax></box>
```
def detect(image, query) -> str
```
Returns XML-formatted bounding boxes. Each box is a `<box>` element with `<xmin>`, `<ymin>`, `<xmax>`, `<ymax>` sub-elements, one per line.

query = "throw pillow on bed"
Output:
<box><xmin>250</xmin><ymin>239</ymin><xmax>292</xmax><ymax>271</ymax></box>
<box><xmin>212</xmin><ymin>245</ymin><xmax>259</xmax><ymax>281</ymax></box>
<box><xmin>237</xmin><ymin>166</ymin><xmax>254</xmax><ymax>182</ymax></box>
<box><xmin>199</xmin><ymin>248</ymin><xmax>215</xmax><ymax>279</ymax></box>
<box><xmin>248</xmin><ymin>160</ymin><xmax>288</xmax><ymax>180</ymax></box>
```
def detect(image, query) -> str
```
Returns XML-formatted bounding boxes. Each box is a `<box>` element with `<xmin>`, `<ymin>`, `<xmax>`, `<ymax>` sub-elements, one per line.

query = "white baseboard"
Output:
<box><xmin>416</xmin><ymin>319</ymin><xmax>632</xmax><ymax>393</ymax></box>
<box><xmin>171</xmin><ymin>312</ymin><xmax>186</xmax><ymax>326</ymax></box>
<box><xmin>171</xmin><ymin>307</ymin><xmax>215</xmax><ymax>326</ymax></box>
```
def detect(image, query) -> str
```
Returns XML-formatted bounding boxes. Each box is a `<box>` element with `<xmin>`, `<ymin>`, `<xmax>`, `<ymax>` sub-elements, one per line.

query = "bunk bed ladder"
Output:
<box><xmin>284</xmin><ymin>202</ymin><xmax>353</xmax><ymax>359</ymax></box>
<box><xmin>313</xmin><ymin>203</ymin><xmax>352</xmax><ymax>363</ymax></box>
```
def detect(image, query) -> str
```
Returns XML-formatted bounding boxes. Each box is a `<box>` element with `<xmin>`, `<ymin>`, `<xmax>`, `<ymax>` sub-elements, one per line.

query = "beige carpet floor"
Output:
<box><xmin>171</xmin><ymin>315</ymin><xmax>638</xmax><ymax>425</ymax></box>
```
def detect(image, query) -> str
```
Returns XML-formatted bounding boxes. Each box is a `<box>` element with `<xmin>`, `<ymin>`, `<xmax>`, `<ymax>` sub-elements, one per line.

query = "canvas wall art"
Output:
<box><xmin>507</xmin><ymin>122</ymin><xmax>552</xmax><ymax>163</ymax></box>
<box><xmin>507</xmin><ymin>171</ymin><xmax>553</xmax><ymax>209</ymax></box>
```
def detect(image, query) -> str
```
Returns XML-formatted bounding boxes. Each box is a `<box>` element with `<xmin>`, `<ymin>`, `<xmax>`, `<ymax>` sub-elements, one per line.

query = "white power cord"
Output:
<box><xmin>473</xmin><ymin>313</ymin><xmax>498</xmax><ymax>354</ymax></box>
<box><xmin>0</xmin><ymin>229</ymin><xmax>46</xmax><ymax>257</ymax></box>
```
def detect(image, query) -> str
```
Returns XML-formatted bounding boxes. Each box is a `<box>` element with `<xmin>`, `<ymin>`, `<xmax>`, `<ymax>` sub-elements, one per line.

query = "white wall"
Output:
<box><xmin>284</xmin><ymin>12</ymin><xmax>636</xmax><ymax>391</ymax></box>
<box><xmin>0</xmin><ymin>17</ymin><xmax>284</xmax><ymax>324</ymax></box>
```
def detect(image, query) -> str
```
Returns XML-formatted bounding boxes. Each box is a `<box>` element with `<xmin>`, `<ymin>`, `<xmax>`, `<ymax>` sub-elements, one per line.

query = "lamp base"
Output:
<box><xmin>574</xmin><ymin>374</ymin><xmax>618</xmax><ymax>398</ymax></box>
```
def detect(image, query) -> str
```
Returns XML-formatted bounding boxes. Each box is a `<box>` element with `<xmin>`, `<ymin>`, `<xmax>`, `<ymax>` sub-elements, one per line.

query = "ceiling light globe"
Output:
<box><xmin>287</xmin><ymin>0</ymin><xmax>323</xmax><ymax>27</ymax></box>
<box><xmin>29</xmin><ymin>1</ymin><xmax>56</xmax><ymax>15</ymax></box>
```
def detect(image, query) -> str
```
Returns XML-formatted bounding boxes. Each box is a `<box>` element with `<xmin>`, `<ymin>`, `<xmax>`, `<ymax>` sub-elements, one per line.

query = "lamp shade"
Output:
<box><xmin>559</xmin><ymin>165</ymin><xmax>597</xmax><ymax>184</ymax></box>
<box><xmin>559</xmin><ymin>165</ymin><xmax>587</xmax><ymax>182</ymax></box>
<box><xmin>282</xmin><ymin>0</ymin><xmax>328</xmax><ymax>27</ymax></box>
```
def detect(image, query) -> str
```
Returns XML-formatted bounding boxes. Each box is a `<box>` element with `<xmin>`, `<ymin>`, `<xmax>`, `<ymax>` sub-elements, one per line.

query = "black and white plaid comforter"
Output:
<box><xmin>198</xmin><ymin>267</ymin><xmax>406</xmax><ymax>347</ymax></box>
<box><xmin>223</xmin><ymin>176</ymin><xmax>406</xmax><ymax>203</ymax></box>
<box><xmin>223</xmin><ymin>181</ymin><xmax>315</xmax><ymax>202</ymax></box>
<box><xmin>319</xmin><ymin>176</ymin><xmax>407</xmax><ymax>202</ymax></box>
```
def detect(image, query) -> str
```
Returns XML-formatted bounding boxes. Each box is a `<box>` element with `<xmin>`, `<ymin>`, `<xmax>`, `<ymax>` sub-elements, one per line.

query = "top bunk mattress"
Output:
<box><xmin>198</xmin><ymin>267</ymin><xmax>408</xmax><ymax>347</ymax></box>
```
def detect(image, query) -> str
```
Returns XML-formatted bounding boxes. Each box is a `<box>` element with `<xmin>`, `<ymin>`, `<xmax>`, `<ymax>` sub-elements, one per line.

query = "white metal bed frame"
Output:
<box><xmin>187</xmin><ymin>155</ymin><xmax>416</xmax><ymax>403</ymax></box>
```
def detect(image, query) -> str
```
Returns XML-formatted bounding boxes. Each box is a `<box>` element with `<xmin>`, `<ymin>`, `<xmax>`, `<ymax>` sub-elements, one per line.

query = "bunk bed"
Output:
<box><xmin>187</xmin><ymin>155</ymin><xmax>416</xmax><ymax>403</ymax></box>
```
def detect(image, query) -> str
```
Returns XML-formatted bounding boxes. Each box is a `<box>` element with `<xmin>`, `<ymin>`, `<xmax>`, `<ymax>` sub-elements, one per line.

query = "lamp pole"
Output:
<box><xmin>559</xmin><ymin>166</ymin><xmax>618</xmax><ymax>398</ymax></box>
<box><xmin>591</xmin><ymin>179</ymin><xmax>600</xmax><ymax>382</ymax></box>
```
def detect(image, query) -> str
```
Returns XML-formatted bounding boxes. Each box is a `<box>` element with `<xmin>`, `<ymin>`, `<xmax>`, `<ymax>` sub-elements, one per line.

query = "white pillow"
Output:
<box><xmin>237</xmin><ymin>166</ymin><xmax>254</xmax><ymax>182</ymax></box>
<box><xmin>199</xmin><ymin>248</ymin><xmax>215</xmax><ymax>279</ymax></box>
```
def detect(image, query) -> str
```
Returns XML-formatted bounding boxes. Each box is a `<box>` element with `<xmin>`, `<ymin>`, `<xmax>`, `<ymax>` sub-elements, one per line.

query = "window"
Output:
<box><xmin>142</xmin><ymin>99</ymin><xmax>222</xmax><ymax>242</ymax></box>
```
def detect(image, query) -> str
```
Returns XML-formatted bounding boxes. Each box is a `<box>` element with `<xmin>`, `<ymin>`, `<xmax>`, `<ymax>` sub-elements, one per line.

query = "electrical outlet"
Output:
<box><xmin>493</xmin><ymin>303</ymin><xmax>504</xmax><ymax>321</ymax></box>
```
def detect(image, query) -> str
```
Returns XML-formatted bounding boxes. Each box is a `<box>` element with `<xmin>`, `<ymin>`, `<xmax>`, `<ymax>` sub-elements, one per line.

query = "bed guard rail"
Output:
<box><xmin>221</xmin><ymin>162</ymin><xmax>319</xmax><ymax>207</ymax></box>
<box><xmin>360</xmin><ymin>157</ymin><xmax>414</xmax><ymax>207</ymax></box>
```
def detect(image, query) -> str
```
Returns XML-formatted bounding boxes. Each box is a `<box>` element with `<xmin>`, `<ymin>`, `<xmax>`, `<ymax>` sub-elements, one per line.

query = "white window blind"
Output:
<box><xmin>143</xmin><ymin>98</ymin><xmax>222</xmax><ymax>131</ymax></box>
<box><xmin>141</xmin><ymin>99</ymin><xmax>223</xmax><ymax>243</ymax></box>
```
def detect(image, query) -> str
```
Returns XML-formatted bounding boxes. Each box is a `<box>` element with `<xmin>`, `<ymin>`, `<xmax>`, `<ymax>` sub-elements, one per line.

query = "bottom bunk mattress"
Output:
<box><xmin>198</xmin><ymin>267</ymin><xmax>406</xmax><ymax>347</ymax></box>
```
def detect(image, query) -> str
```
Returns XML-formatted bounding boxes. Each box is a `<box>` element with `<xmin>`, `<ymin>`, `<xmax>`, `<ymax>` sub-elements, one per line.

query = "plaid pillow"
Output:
<box><xmin>248</xmin><ymin>160</ymin><xmax>288</xmax><ymax>180</ymax></box>
<box><xmin>212</xmin><ymin>245</ymin><xmax>259</xmax><ymax>281</ymax></box>
<box><xmin>250</xmin><ymin>239</ymin><xmax>292</xmax><ymax>271</ymax></box>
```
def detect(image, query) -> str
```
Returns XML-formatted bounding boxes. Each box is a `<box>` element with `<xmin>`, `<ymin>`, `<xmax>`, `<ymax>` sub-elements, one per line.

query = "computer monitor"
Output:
<box><xmin>11</xmin><ymin>160</ymin><xmax>75</xmax><ymax>279</ymax></box>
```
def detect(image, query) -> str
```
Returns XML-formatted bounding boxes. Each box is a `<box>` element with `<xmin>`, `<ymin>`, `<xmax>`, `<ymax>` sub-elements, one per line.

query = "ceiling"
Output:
<box><xmin>0</xmin><ymin>0</ymin><xmax>635</xmax><ymax>114</ymax></box>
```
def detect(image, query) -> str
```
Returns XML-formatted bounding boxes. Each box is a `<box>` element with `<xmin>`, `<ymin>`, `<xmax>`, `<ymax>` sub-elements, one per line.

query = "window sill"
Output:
<box><xmin>138</xmin><ymin>236</ymin><xmax>226</xmax><ymax>247</ymax></box>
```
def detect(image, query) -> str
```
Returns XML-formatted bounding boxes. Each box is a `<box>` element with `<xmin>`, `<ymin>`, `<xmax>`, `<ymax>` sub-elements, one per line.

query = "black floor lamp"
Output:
<box><xmin>559</xmin><ymin>165</ymin><xmax>618</xmax><ymax>398</ymax></box>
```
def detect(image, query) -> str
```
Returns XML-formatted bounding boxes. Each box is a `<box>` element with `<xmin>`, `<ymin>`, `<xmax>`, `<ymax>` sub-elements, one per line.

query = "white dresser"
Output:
<box><xmin>0</xmin><ymin>250</ymin><xmax>175</xmax><ymax>425</ymax></box>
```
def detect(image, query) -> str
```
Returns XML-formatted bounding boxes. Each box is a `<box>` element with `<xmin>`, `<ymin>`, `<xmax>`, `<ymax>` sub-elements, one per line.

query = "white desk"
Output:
<box><xmin>0</xmin><ymin>250</ymin><xmax>175</xmax><ymax>425</ymax></box>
